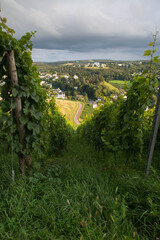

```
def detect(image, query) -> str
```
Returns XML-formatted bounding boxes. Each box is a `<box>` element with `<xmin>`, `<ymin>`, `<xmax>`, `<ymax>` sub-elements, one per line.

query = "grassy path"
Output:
<box><xmin>0</xmin><ymin>134</ymin><xmax>160</xmax><ymax>239</ymax></box>
<box><xmin>56</xmin><ymin>99</ymin><xmax>80</xmax><ymax>129</ymax></box>
<box><xmin>56</xmin><ymin>99</ymin><xmax>84</xmax><ymax>129</ymax></box>
<box><xmin>74</xmin><ymin>103</ymin><xmax>83</xmax><ymax>125</ymax></box>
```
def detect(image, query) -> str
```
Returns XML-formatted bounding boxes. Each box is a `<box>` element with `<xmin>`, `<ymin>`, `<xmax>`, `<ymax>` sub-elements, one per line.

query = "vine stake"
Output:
<box><xmin>5</xmin><ymin>50</ymin><xmax>25</xmax><ymax>177</ymax></box>
<box><xmin>145</xmin><ymin>86</ymin><xmax>160</xmax><ymax>176</ymax></box>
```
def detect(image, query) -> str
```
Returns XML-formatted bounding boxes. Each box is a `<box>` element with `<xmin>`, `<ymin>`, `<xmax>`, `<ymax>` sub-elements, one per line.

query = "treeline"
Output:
<box><xmin>37</xmin><ymin>61</ymin><xmax>159</xmax><ymax>100</ymax></box>
<box><xmin>38</xmin><ymin>61</ymin><xmax>148</xmax><ymax>82</ymax></box>
<box><xmin>47</xmin><ymin>65</ymin><xmax>131</xmax><ymax>99</ymax></box>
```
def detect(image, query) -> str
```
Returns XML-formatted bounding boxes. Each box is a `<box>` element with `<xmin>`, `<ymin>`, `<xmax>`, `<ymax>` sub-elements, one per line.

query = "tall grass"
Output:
<box><xmin>79</xmin><ymin>104</ymin><xmax>93</xmax><ymax>123</ymax></box>
<box><xmin>0</xmin><ymin>134</ymin><xmax>160</xmax><ymax>239</ymax></box>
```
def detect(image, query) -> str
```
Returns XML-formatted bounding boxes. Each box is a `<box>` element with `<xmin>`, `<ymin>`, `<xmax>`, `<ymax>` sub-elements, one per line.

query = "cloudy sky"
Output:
<box><xmin>1</xmin><ymin>0</ymin><xmax>160</xmax><ymax>62</ymax></box>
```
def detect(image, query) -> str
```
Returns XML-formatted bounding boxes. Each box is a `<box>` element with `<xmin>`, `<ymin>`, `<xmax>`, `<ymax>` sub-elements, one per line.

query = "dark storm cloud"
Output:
<box><xmin>33</xmin><ymin>34</ymin><xmax>152</xmax><ymax>52</ymax></box>
<box><xmin>1</xmin><ymin>0</ymin><xmax>160</xmax><ymax>61</ymax></box>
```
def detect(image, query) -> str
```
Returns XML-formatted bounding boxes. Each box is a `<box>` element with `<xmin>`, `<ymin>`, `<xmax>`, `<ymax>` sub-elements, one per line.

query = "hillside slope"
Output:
<box><xmin>101</xmin><ymin>81</ymin><xmax>120</xmax><ymax>94</ymax></box>
<box><xmin>56</xmin><ymin>100</ymin><xmax>82</xmax><ymax>128</ymax></box>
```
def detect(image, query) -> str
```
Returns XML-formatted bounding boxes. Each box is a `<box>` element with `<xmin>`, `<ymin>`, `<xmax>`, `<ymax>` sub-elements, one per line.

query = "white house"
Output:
<box><xmin>53</xmin><ymin>73</ymin><xmax>57</xmax><ymax>77</ymax></box>
<box><xmin>45</xmin><ymin>73</ymin><xmax>52</xmax><ymax>78</ymax></box>
<box><xmin>40</xmin><ymin>81</ymin><xmax>52</xmax><ymax>88</ymax></box>
<box><xmin>74</xmin><ymin>75</ymin><xmax>78</xmax><ymax>80</ymax></box>
<box><xmin>56</xmin><ymin>90</ymin><xmax>65</xmax><ymax>99</ymax></box>
<box><xmin>47</xmin><ymin>83</ymin><xmax>52</xmax><ymax>88</ymax></box>
<box><xmin>94</xmin><ymin>62</ymin><xmax>100</xmax><ymax>67</ymax></box>
<box><xmin>123</xmin><ymin>95</ymin><xmax>127</xmax><ymax>100</ymax></box>
<box><xmin>96</xmin><ymin>97</ymin><xmax>103</xmax><ymax>103</ymax></box>
<box><xmin>63</xmin><ymin>75</ymin><xmax>69</xmax><ymax>79</ymax></box>
<box><xmin>40</xmin><ymin>75</ymin><xmax>46</xmax><ymax>79</ymax></box>
<box><xmin>112</xmin><ymin>94</ymin><xmax>118</xmax><ymax>100</ymax></box>
<box><xmin>40</xmin><ymin>81</ymin><xmax>46</xmax><ymax>86</ymax></box>
<box><xmin>52</xmin><ymin>76</ymin><xmax>59</xmax><ymax>81</ymax></box>
<box><xmin>92</xmin><ymin>103</ymin><xmax>98</xmax><ymax>109</ymax></box>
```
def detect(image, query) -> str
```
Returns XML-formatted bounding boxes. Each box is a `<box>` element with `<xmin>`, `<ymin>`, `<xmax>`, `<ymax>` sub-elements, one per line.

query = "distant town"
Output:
<box><xmin>37</xmin><ymin>60</ymin><xmax>154</xmax><ymax>108</ymax></box>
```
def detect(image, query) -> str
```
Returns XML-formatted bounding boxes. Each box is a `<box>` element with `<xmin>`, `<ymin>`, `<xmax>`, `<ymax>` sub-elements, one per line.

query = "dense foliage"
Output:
<box><xmin>0</xmin><ymin>17</ymin><xmax>70</xmax><ymax>174</ymax></box>
<box><xmin>78</xmin><ymin>39</ymin><xmax>159</xmax><ymax>165</ymax></box>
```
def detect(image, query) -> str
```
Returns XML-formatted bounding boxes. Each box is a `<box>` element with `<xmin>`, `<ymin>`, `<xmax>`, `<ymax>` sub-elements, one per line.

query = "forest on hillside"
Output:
<box><xmin>36</xmin><ymin>60</ymin><xmax>160</xmax><ymax>101</ymax></box>
<box><xmin>36</xmin><ymin>60</ymin><xmax>160</xmax><ymax>100</ymax></box>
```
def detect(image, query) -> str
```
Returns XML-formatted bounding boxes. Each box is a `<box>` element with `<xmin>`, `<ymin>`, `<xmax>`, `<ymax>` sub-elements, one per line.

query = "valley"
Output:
<box><xmin>36</xmin><ymin>59</ymin><xmax>151</xmax><ymax>102</ymax></box>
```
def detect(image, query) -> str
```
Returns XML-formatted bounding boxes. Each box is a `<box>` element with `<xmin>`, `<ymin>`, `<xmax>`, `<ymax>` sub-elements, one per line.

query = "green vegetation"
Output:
<box><xmin>78</xmin><ymin>36</ymin><xmax>160</xmax><ymax>172</ymax></box>
<box><xmin>102</xmin><ymin>81</ymin><xmax>120</xmax><ymax>94</ymax></box>
<box><xmin>109</xmin><ymin>80</ymin><xmax>131</xmax><ymax>90</ymax></box>
<box><xmin>78</xmin><ymin>73</ymin><xmax>158</xmax><ymax>165</ymax></box>
<box><xmin>56</xmin><ymin>99</ymin><xmax>80</xmax><ymax>129</ymax></box>
<box><xmin>37</xmin><ymin>59</ymin><xmax>159</xmax><ymax>101</ymax></box>
<box><xmin>79</xmin><ymin>103</ymin><xmax>93</xmax><ymax>122</ymax></box>
<box><xmin>0</xmin><ymin>17</ymin><xmax>70</xmax><ymax>175</ymax></box>
<box><xmin>56</xmin><ymin>100</ymin><xmax>94</xmax><ymax>126</ymax></box>
<box><xmin>1</xmin><ymin>16</ymin><xmax>160</xmax><ymax>240</ymax></box>
<box><xmin>1</xmin><ymin>134</ymin><xmax>160</xmax><ymax>239</ymax></box>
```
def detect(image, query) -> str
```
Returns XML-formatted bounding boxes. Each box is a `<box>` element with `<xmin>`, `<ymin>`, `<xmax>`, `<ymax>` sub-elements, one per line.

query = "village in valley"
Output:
<box><xmin>0</xmin><ymin>59</ymin><xmax>158</xmax><ymax>111</ymax></box>
<box><xmin>37</xmin><ymin>60</ymin><xmax>150</xmax><ymax>108</ymax></box>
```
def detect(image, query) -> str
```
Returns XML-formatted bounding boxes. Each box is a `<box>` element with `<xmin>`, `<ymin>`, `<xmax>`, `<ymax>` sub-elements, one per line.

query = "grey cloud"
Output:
<box><xmin>33</xmin><ymin>34</ymin><xmax>152</xmax><ymax>52</ymax></box>
<box><xmin>1</xmin><ymin>0</ymin><xmax>160</xmax><ymax>61</ymax></box>
<box><xmin>32</xmin><ymin>47</ymin><xmax>147</xmax><ymax>62</ymax></box>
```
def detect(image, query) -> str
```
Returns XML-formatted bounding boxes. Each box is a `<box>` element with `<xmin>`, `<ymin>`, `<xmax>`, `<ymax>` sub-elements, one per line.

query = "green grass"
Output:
<box><xmin>0</xmin><ymin>135</ymin><xmax>160</xmax><ymax>239</ymax></box>
<box><xmin>102</xmin><ymin>81</ymin><xmax>120</xmax><ymax>94</ymax></box>
<box><xmin>109</xmin><ymin>80</ymin><xmax>132</xmax><ymax>90</ymax></box>
<box><xmin>79</xmin><ymin>104</ymin><xmax>93</xmax><ymax>122</ymax></box>
<box><xmin>56</xmin><ymin>99</ymin><xmax>80</xmax><ymax>129</ymax></box>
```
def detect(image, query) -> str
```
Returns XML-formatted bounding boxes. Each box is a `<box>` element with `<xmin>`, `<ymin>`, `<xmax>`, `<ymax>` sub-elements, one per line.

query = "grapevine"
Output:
<box><xmin>0</xmin><ymin>17</ymin><xmax>70</xmax><ymax>176</ymax></box>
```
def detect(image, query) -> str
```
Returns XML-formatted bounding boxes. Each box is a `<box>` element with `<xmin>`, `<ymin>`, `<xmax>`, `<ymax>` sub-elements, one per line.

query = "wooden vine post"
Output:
<box><xmin>5</xmin><ymin>50</ymin><xmax>26</xmax><ymax>177</ymax></box>
<box><xmin>145</xmin><ymin>86</ymin><xmax>160</xmax><ymax>176</ymax></box>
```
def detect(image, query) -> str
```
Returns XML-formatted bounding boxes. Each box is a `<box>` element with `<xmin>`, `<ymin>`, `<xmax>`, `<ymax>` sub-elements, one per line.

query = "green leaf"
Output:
<box><xmin>153</xmin><ymin>56</ymin><xmax>159</xmax><ymax>63</ymax></box>
<box><xmin>153</xmin><ymin>48</ymin><xmax>157</xmax><ymax>53</ymax></box>
<box><xmin>27</xmin><ymin>121</ymin><xmax>33</xmax><ymax>130</ymax></box>
<box><xmin>27</xmin><ymin>121</ymin><xmax>40</xmax><ymax>135</ymax></box>
<box><xmin>35</xmin><ymin>111</ymin><xmax>42</xmax><ymax>120</ymax></box>
<box><xmin>142</xmin><ymin>69</ymin><xmax>148</xmax><ymax>75</ymax></box>
<box><xmin>32</xmin><ymin>123</ymin><xmax>40</xmax><ymax>136</ymax></box>
<box><xmin>7</xmin><ymin>120</ymin><xmax>12</xmax><ymax>126</ymax></box>
<box><xmin>20</xmin><ymin>115</ymin><xmax>28</xmax><ymax>125</ymax></box>
<box><xmin>148</xmin><ymin>42</ymin><xmax>154</xmax><ymax>46</ymax></box>
<box><xmin>144</xmin><ymin>50</ymin><xmax>151</xmax><ymax>56</ymax></box>
<box><xmin>12</xmin><ymin>88</ymin><xmax>18</xmax><ymax>97</ymax></box>
<box><xmin>11</xmin><ymin>101</ymin><xmax>17</xmax><ymax>109</ymax></box>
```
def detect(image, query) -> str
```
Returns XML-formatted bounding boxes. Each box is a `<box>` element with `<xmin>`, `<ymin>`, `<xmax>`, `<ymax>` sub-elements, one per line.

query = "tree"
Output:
<box><xmin>84</xmin><ymin>93</ymin><xmax>88</xmax><ymax>103</ymax></box>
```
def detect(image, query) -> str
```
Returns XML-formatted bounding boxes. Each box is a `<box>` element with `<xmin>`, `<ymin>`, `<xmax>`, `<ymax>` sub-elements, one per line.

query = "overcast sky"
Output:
<box><xmin>1</xmin><ymin>0</ymin><xmax>160</xmax><ymax>62</ymax></box>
